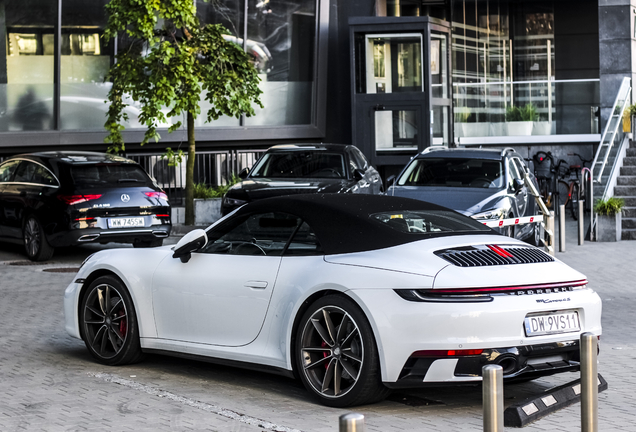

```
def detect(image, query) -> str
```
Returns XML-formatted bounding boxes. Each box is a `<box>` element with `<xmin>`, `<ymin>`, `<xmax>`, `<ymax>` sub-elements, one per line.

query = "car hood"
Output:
<box><xmin>229</xmin><ymin>178</ymin><xmax>351</xmax><ymax>200</ymax></box>
<box><xmin>324</xmin><ymin>234</ymin><xmax>586</xmax><ymax>288</ymax></box>
<box><xmin>389</xmin><ymin>186</ymin><xmax>507</xmax><ymax>215</ymax></box>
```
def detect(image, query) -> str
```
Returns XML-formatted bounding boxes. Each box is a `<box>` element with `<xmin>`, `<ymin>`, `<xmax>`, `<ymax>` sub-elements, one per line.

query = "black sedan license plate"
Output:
<box><xmin>524</xmin><ymin>311</ymin><xmax>580</xmax><ymax>337</ymax></box>
<box><xmin>108</xmin><ymin>217</ymin><xmax>145</xmax><ymax>228</ymax></box>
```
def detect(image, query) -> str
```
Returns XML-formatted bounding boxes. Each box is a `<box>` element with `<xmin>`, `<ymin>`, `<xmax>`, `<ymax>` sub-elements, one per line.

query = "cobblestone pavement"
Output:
<box><xmin>0</xmin><ymin>220</ymin><xmax>634</xmax><ymax>431</ymax></box>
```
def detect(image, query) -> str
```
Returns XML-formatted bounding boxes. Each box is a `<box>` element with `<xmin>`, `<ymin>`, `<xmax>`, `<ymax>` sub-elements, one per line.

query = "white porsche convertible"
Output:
<box><xmin>64</xmin><ymin>194</ymin><xmax>602</xmax><ymax>407</ymax></box>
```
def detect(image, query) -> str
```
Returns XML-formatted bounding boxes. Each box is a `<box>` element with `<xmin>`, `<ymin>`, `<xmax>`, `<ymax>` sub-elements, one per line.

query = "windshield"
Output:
<box><xmin>397</xmin><ymin>158</ymin><xmax>504</xmax><ymax>188</ymax></box>
<box><xmin>370</xmin><ymin>210</ymin><xmax>491</xmax><ymax>234</ymax></box>
<box><xmin>70</xmin><ymin>164</ymin><xmax>153</xmax><ymax>188</ymax></box>
<box><xmin>250</xmin><ymin>152</ymin><xmax>346</xmax><ymax>179</ymax></box>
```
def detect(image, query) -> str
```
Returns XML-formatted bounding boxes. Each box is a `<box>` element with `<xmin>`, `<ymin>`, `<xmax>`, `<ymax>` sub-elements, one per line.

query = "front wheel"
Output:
<box><xmin>295</xmin><ymin>295</ymin><xmax>390</xmax><ymax>407</ymax></box>
<box><xmin>80</xmin><ymin>275</ymin><xmax>144</xmax><ymax>366</ymax></box>
<box><xmin>23</xmin><ymin>215</ymin><xmax>54</xmax><ymax>261</ymax></box>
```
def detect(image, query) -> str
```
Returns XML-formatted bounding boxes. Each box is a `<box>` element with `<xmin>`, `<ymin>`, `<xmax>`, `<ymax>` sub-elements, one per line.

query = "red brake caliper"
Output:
<box><xmin>119</xmin><ymin>310</ymin><xmax>127</xmax><ymax>336</ymax></box>
<box><xmin>321</xmin><ymin>340</ymin><xmax>329</xmax><ymax>370</ymax></box>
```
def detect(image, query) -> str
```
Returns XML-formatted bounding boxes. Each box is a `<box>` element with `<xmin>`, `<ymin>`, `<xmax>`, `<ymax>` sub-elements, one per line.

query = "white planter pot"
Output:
<box><xmin>194</xmin><ymin>198</ymin><xmax>222</xmax><ymax>226</ymax></box>
<box><xmin>532</xmin><ymin>121</ymin><xmax>553</xmax><ymax>135</ymax></box>
<box><xmin>456</xmin><ymin>123</ymin><xmax>489</xmax><ymax>137</ymax></box>
<box><xmin>489</xmin><ymin>122</ymin><xmax>505</xmax><ymax>136</ymax></box>
<box><xmin>596</xmin><ymin>213</ymin><xmax>621</xmax><ymax>242</ymax></box>
<box><xmin>505</xmin><ymin>121</ymin><xmax>533</xmax><ymax>136</ymax></box>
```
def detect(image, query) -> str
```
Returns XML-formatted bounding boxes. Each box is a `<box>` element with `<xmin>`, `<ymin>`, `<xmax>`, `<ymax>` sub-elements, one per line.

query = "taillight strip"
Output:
<box><xmin>431</xmin><ymin>279</ymin><xmax>588</xmax><ymax>295</ymax></box>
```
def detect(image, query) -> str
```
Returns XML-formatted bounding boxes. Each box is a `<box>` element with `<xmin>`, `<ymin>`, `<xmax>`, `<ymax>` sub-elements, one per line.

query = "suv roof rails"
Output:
<box><xmin>422</xmin><ymin>145</ymin><xmax>448</xmax><ymax>154</ymax></box>
<box><xmin>500</xmin><ymin>147</ymin><xmax>516</xmax><ymax>157</ymax></box>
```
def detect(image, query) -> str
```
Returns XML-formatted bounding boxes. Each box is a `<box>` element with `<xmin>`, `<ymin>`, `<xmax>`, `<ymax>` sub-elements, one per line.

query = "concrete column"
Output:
<box><xmin>598</xmin><ymin>0</ymin><xmax>636</xmax><ymax>130</ymax></box>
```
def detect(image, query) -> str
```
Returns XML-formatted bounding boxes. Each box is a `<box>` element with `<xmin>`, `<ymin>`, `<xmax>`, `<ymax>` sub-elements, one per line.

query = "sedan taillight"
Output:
<box><xmin>58</xmin><ymin>194</ymin><xmax>102</xmax><ymax>205</ymax></box>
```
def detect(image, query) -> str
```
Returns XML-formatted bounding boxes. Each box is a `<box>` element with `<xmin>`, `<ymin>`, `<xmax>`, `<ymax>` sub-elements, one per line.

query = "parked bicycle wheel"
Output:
<box><xmin>570</xmin><ymin>182</ymin><xmax>580</xmax><ymax>220</ymax></box>
<box><xmin>556</xmin><ymin>179</ymin><xmax>571</xmax><ymax>211</ymax></box>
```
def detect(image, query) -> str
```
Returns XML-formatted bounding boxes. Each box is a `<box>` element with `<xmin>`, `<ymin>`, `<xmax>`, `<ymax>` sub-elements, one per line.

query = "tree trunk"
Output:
<box><xmin>185</xmin><ymin>111</ymin><xmax>196</xmax><ymax>225</ymax></box>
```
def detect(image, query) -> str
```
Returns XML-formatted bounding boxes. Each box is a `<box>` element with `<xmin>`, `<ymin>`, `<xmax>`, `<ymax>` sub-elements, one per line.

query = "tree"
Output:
<box><xmin>103</xmin><ymin>0</ymin><xmax>263</xmax><ymax>225</ymax></box>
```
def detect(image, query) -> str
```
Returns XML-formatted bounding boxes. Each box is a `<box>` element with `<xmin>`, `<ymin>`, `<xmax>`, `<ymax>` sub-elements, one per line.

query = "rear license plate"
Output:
<box><xmin>524</xmin><ymin>311</ymin><xmax>580</xmax><ymax>337</ymax></box>
<box><xmin>108</xmin><ymin>217</ymin><xmax>145</xmax><ymax>228</ymax></box>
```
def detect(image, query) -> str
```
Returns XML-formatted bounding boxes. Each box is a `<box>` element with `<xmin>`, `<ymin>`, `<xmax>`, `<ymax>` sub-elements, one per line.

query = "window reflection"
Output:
<box><xmin>375</xmin><ymin>109</ymin><xmax>418</xmax><ymax>151</ymax></box>
<box><xmin>0</xmin><ymin>0</ymin><xmax>55</xmax><ymax>132</ymax></box>
<box><xmin>364</xmin><ymin>34</ymin><xmax>422</xmax><ymax>94</ymax></box>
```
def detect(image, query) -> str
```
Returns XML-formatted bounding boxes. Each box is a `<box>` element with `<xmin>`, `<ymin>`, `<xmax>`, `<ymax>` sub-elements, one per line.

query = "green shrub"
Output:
<box><xmin>623</xmin><ymin>103</ymin><xmax>636</xmax><ymax>119</ymax></box>
<box><xmin>594</xmin><ymin>197</ymin><xmax>625</xmax><ymax>216</ymax></box>
<box><xmin>505</xmin><ymin>104</ymin><xmax>538</xmax><ymax>122</ymax></box>
<box><xmin>193</xmin><ymin>175</ymin><xmax>241</xmax><ymax>199</ymax></box>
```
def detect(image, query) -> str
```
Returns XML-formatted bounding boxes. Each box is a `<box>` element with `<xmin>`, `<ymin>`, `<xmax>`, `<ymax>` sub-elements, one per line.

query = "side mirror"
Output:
<box><xmin>513</xmin><ymin>178</ymin><xmax>525</xmax><ymax>193</ymax></box>
<box><xmin>238</xmin><ymin>167</ymin><xmax>250</xmax><ymax>179</ymax></box>
<box><xmin>172</xmin><ymin>229</ymin><xmax>208</xmax><ymax>263</ymax></box>
<box><xmin>353</xmin><ymin>168</ymin><xmax>365</xmax><ymax>181</ymax></box>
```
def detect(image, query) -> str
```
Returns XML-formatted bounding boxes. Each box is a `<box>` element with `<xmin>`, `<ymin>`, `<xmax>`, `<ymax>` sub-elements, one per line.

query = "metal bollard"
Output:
<box><xmin>545</xmin><ymin>211</ymin><xmax>555</xmax><ymax>256</ymax></box>
<box><xmin>339</xmin><ymin>413</ymin><xmax>365</xmax><ymax>432</ymax></box>
<box><xmin>578</xmin><ymin>200</ymin><xmax>585</xmax><ymax>245</ymax></box>
<box><xmin>483</xmin><ymin>364</ymin><xmax>503</xmax><ymax>432</ymax></box>
<box><xmin>559</xmin><ymin>204</ymin><xmax>566</xmax><ymax>252</ymax></box>
<box><xmin>581</xmin><ymin>333</ymin><xmax>598</xmax><ymax>432</ymax></box>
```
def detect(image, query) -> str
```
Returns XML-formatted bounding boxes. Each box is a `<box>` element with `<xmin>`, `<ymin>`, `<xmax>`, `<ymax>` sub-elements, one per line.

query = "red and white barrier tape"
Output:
<box><xmin>480</xmin><ymin>214</ymin><xmax>544</xmax><ymax>228</ymax></box>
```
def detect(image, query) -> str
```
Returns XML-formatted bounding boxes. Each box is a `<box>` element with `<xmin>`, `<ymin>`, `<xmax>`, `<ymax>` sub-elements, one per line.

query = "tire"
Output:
<box><xmin>570</xmin><ymin>183</ymin><xmax>580</xmax><ymax>221</ymax></box>
<box><xmin>526</xmin><ymin>223</ymin><xmax>543</xmax><ymax>246</ymax></box>
<box><xmin>295</xmin><ymin>295</ymin><xmax>390</xmax><ymax>407</ymax></box>
<box><xmin>23</xmin><ymin>215</ymin><xmax>54</xmax><ymax>261</ymax></box>
<box><xmin>133</xmin><ymin>239</ymin><xmax>163</xmax><ymax>248</ymax></box>
<box><xmin>80</xmin><ymin>275</ymin><xmax>144</xmax><ymax>366</ymax></box>
<box><xmin>556</xmin><ymin>180</ymin><xmax>570</xmax><ymax>215</ymax></box>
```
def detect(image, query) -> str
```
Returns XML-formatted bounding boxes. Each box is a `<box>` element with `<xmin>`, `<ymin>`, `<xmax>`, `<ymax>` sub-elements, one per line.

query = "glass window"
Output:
<box><xmin>507</xmin><ymin>158</ymin><xmax>522</xmax><ymax>187</ymax></box>
<box><xmin>397</xmin><ymin>158</ymin><xmax>504</xmax><ymax>189</ymax></box>
<box><xmin>14</xmin><ymin>161</ymin><xmax>38</xmax><ymax>182</ymax></box>
<box><xmin>370</xmin><ymin>210</ymin><xmax>491</xmax><ymax>233</ymax></box>
<box><xmin>375</xmin><ymin>109</ymin><xmax>419</xmax><ymax>151</ymax></box>
<box><xmin>61</xmin><ymin>0</ymin><xmax>113</xmax><ymax>130</ymax></box>
<box><xmin>0</xmin><ymin>160</ymin><xmax>20</xmax><ymax>182</ymax></box>
<box><xmin>70</xmin><ymin>164</ymin><xmax>152</xmax><ymax>188</ymax></box>
<box><xmin>360</xmin><ymin>34</ymin><xmax>422</xmax><ymax>94</ymax></box>
<box><xmin>202</xmin><ymin>212</ymin><xmax>300</xmax><ymax>256</ymax></box>
<box><xmin>1</xmin><ymin>0</ymin><xmax>56</xmax><ymax>132</ymax></box>
<box><xmin>250</xmin><ymin>151</ymin><xmax>346</xmax><ymax>179</ymax></box>
<box><xmin>285</xmin><ymin>221</ymin><xmax>323</xmax><ymax>256</ymax></box>
<box><xmin>431</xmin><ymin>34</ymin><xmax>448</xmax><ymax>99</ymax></box>
<box><xmin>244</xmin><ymin>0</ymin><xmax>316</xmax><ymax>126</ymax></box>
<box><xmin>348</xmin><ymin>147</ymin><xmax>369</xmax><ymax>173</ymax></box>
<box><xmin>32</xmin><ymin>164</ymin><xmax>58</xmax><ymax>186</ymax></box>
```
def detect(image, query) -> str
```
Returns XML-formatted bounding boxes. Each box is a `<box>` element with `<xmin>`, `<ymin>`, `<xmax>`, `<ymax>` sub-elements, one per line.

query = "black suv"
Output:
<box><xmin>221</xmin><ymin>144</ymin><xmax>383</xmax><ymax>215</ymax></box>
<box><xmin>388</xmin><ymin>147</ymin><xmax>541</xmax><ymax>245</ymax></box>
<box><xmin>0</xmin><ymin>151</ymin><xmax>171</xmax><ymax>261</ymax></box>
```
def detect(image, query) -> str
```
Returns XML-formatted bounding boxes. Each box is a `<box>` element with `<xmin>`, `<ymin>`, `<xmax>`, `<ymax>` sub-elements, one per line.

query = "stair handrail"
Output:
<box><xmin>601</xmin><ymin>134</ymin><xmax>630</xmax><ymax>201</ymax></box>
<box><xmin>591</xmin><ymin>77</ymin><xmax>631</xmax><ymax>183</ymax></box>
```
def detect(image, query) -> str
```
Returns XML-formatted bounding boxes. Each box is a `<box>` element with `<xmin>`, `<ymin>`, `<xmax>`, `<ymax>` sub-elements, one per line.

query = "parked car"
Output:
<box><xmin>387</xmin><ymin>147</ymin><xmax>541</xmax><ymax>245</ymax></box>
<box><xmin>0</xmin><ymin>151</ymin><xmax>171</xmax><ymax>261</ymax></box>
<box><xmin>221</xmin><ymin>143</ymin><xmax>382</xmax><ymax>215</ymax></box>
<box><xmin>64</xmin><ymin>194</ymin><xmax>601</xmax><ymax>407</ymax></box>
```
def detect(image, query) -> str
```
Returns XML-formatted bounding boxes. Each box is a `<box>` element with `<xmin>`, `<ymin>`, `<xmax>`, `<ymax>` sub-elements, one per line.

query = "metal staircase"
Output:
<box><xmin>590</xmin><ymin>77</ymin><xmax>632</xmax><ymax>239</ymax></box>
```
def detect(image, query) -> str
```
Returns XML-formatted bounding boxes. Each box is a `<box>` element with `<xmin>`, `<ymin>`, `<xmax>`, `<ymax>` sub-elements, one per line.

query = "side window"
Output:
<box><xmin>14</xmin><ymin>162</ymin><xmax>38</xmax><ymax>183</ymax></box>
<box><xmin>0</xmin><ymin>160</ymin><xmax>20</xmax><ymax>183</ymax></box>
<box><xmin>351</xmin><ymin>147</ymin><xmax>369</xmax><ymax>170</ymax></box>
<box><xmin>284</xmin><ymin>221</ymin><xmax>324</xmax><ymax>256</ymax></box>
<box><xmin>507</xmin><ymin>159</ymin><xmax>521</xmax><ymax>187</ymax></box>
<box><xmin>201</xmin><ymin>212</ymin><xmax>300</xmax><ymax>256</ymax></box>
<box><xmin>347</xmin><ymin>149</ymin><xmax>359</xmax><ymax>174</ymax></box>
<box><xmin>513</xmin><ymin>158</ymin><xmax>527</xmax><ymax>179</ymax></box>
<box><xmin>32</xmin><ymin>165</ymin><xmax>58</xmax><ymax>186</ymax></box>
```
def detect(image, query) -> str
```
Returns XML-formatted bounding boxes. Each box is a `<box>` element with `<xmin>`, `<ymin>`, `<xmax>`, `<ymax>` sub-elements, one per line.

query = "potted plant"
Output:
<box><xmin>193</xmin><ymin>176</ymin><xmax>240</xmax><ymax>225</ymax></box>
<box><xmin>454</xmin><ymin>110</ymin><xmax>487</xmax><ymax>137</ymax></box>
<box><xmin>505</xmin><ymin>104</ymin><xmax>537</xmax><ymax>136</ymax></box>
<box><xmin>594</xmin><ymin>197</ymin><xmax>625</xmax><ymax>242</ymax></box>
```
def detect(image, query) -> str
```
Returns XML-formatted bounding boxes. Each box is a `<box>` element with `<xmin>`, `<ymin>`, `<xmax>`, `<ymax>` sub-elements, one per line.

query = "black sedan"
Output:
<box><xmin>221</xmin><ymin>144</ymin><xmax>383</xmax><ymax>215</ymax></box>
<box><xmin>0</xmin><ymin>151</ymin><xmax>171</xmax><ymax>261</ymax></box>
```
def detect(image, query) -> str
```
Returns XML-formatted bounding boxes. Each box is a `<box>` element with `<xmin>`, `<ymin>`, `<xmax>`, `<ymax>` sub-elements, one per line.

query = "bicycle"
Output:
<box><xmin>554</xmin><ymin>153</ymin><xmax>593</xmax><ymax>221</ymax></box>
<box><xmin>532</xmin><ymin>151</ymin><xmax>555</xmax><ymax>209</ymax></box>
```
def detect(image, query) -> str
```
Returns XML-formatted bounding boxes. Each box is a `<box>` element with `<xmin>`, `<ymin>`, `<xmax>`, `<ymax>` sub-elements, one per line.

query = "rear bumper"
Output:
<box><xmin>49</xmin><ymin>225</ymin><xmax>171</xmax><ymax>247</ymax></box>
<box><xmin>386</xmin><ymin>339</ymin><xmax>582</xmax><ymax>388</ymax></box>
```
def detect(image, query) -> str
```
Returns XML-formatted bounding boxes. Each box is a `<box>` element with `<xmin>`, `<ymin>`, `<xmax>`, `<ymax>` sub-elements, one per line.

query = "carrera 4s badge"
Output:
<box><xmin>536</xmin><ymin>297</ymin><xmax>571</xmax><ymax>304</ymax></box>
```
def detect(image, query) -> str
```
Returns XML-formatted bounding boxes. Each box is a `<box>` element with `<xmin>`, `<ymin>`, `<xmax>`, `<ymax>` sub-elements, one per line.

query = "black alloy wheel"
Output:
<box><xmin>295</xmin><ymin>295</ymin><xmax>390</xmax><ymax>407</ymax></box>
<box><xmin>80</xmin><ymin>276</ymin><xmax>143</xmax><ymax>366</ymax></box>
<box><xmin>23</xmin><ymin>215</ymin><xmax>54</xmax><ymax>261</ymax></box>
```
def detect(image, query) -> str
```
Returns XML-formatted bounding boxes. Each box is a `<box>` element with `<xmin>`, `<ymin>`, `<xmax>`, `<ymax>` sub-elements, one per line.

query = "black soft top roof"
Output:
<box><xmin>229</xmin><ymin>194</ymin><xmax>492</xmax><ymax>255</ymax></box>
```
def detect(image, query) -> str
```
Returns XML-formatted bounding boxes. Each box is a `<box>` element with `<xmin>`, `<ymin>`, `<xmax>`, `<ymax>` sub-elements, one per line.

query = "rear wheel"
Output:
<box><xmin>570</xmin><ymin>183</ymin><xmax>580</xmax><ymax>221</ymax></box>
<box><xmin>23</xmin><ymin>215</ymin><xmax>54</xmax><ymax>261</ymax></box>
<box><xmin>295</xmin><ymin>295</ymin><xmax>390</xmax><ymax>407</ymax></box>
<box><xmin>80</xmin><ymin>275</ymin><xmax>144</xmax><ymax>366</ymax></box>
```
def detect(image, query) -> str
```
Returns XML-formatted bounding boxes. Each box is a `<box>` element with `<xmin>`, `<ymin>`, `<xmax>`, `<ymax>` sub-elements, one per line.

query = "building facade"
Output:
<box><xmin>0</xmin><ymin>0</ymin><xmax>634</xmax><ymax>180</ymax></box>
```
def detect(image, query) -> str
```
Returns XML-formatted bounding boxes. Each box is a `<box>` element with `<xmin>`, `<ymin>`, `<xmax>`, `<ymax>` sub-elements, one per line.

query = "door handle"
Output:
<box><xmin>244</xmin><ymin>280</ymin><xmax>268</xmax><ymax>289</ymax></box>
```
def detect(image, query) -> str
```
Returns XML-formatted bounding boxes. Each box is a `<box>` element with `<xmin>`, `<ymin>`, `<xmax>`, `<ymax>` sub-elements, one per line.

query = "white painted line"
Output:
<box><xmin>89</xmin><ymin>372</ymin><xmax>303</xmax><ymax>432</ymax></box>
